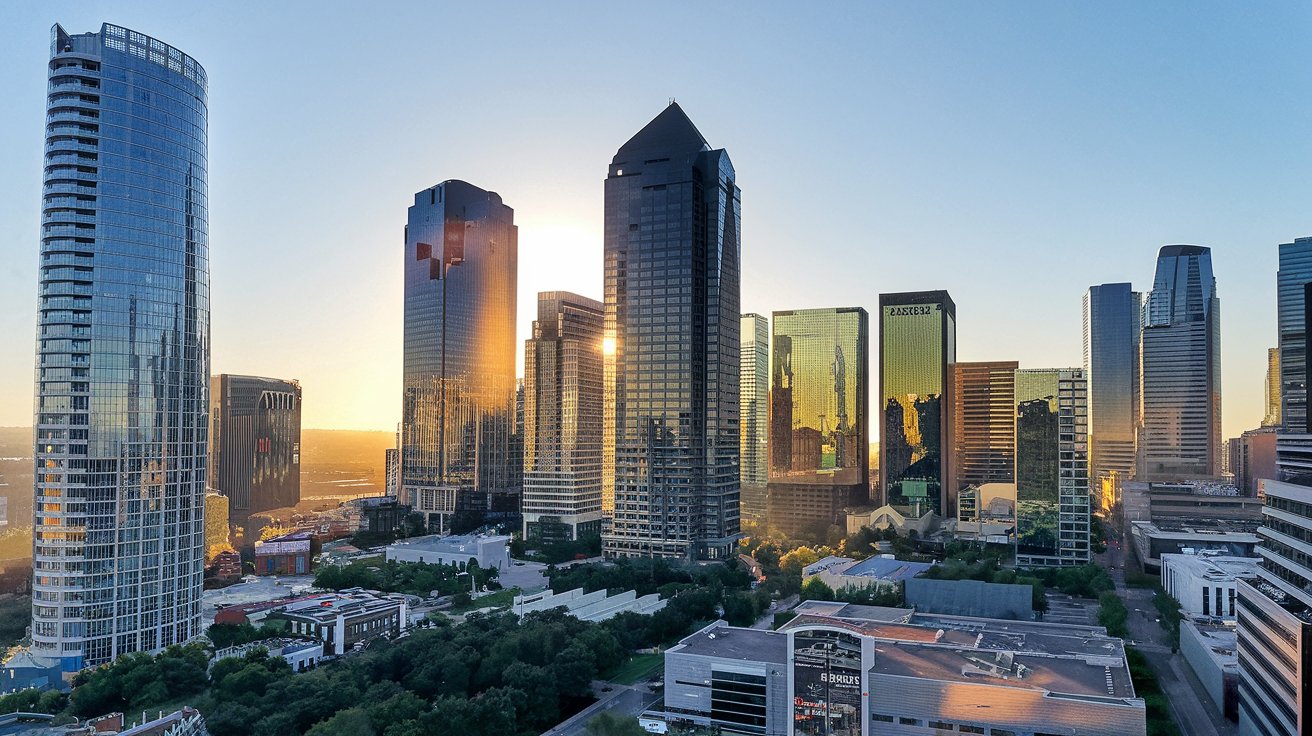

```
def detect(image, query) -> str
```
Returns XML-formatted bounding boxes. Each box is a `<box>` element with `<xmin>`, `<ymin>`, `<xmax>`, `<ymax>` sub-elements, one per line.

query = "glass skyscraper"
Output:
<box><xmin>1278</xmin><ymin>237</ymin><xmax>1312</xmax><ymax>432</ymax></box>
<box><xmin>879</xmin><ymin>291</ymin><xmax>955</xmax><ymax>518</ymax></box>
<box><xmin>522</xmin><ymin>291</ymin><xmax>605</xmax><ymax>542</ymax></box>
<box><xmin>1265</xmin><ymin>346</ymin><xmax>1282</xmax><ymax>427</ymax></box>
<box><xmin>33</xmin><ymin>24</ymin><xmax>209</xmax><ymax>670</ymax></box>
<box><xmin>602</xmin><ymin>104</ymin><xmax>741</xmax><ymax>560</ymax></box>
<box><xmin>945</xmin><ymin>361</ymin><xmax>1018</xmax><ymax>498</ymax></box>
<box><xmin>766</xmin><ymin>308</ymin><xmax>869</xmax><ymax>538</ymax></box>
<box><xmin>208</xmin><ymin>375</ymin><xmax>302</xmax><ymax>530</ymax></box>
<box><xmin>740</xmin><ymin>313</ymin><xmax>769</xmax><ymax>523</ymax></box>
<box><xmin>401</xmin><ymin>180</ymin><xmax>517</xmax><ymax>533</ymax></box>
<box><xmin>1015</xmin><ymin>369</ymin><xmax>1090</xmax><ymax>566</ymax></box>
<box><xmin>1138</xmin><ymin>245</ymin><xmax>1221</xmax><ymax>479</ymax></box>
<box><xmin>1083</xmin><ymin>283</ymin><xmax>1142</xmax><ymax>490</ymax></box>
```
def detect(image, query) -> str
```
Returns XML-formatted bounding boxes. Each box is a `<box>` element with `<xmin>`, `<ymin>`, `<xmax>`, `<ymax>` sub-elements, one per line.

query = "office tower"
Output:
<box><xmin>766</xmin><ymin>308</ymin><xmax>869</xmax><ymax>537</ymax></box>
<box><xmin>740</xmin><ymin>314</ymin><xmax>769</xmax><ymax>524</ymax></box>
<box><xmin>32</xmin><ymin>24</ymin><xmax>209</xmax><ymax>670</ymax></box>
<box><xmin>879</xmin><ymin>291</ymin><xmax>955</xmax><ymax>517</ymax></box>
<box><xmin>401</xmin><ymin>180</ymin><xmax>517</xmax><ymax>532</ymax></box>
<box><xmin>945</xmin><ymin>361</ymin><xmax>1018</xmax><ymax>501</ymax></box>
<box><xmin>1265</xmin><ymin>347</ymin><xmax>1282</xmax><ymax>427</ymax></box>
<box><xmin>1229</xmin><ymin>427</ymin><xmax>1277</xmax><ymax>496</ymax></box>
<box><xmin>1084</xmin><ymin>283</ymin><xmax>1143</xmax><ymax>490</ymax></box>
<box><xmin>384</xmin><ymin>448</ymin><xmax>400</xmax><ymax>497</ymax></box>
<box><xmin>1138</xmin><ymin>245</ymin><xmax>1221</xmax><ymax>479</ymax></box>
<box><xmin>1236</xmin><ymin>434</ymin><xmax>1312</xmax><ymax>736</ymax></box>
<box><xmin>208</xmin><ymin>375</ymin><xmax>301</xmax><ymax>526</ymax></box>
<box><xmin>1278</xmin><ymin>237</ymin><xmax>1312</xmax><ymax>432</ymax></box>
<box><xmin>602</xmin><ymin>103</ymin><xmax>741</xmax><ymax>559</ymax></box>
<box><xmin>522</xmin><ymin>292</ymin><xmax>605</xmax><ymax>542</ymax></box>
<box><xmin>1014</xmin><ymin>369</ymin><xmax>1091</xmax><ymax>566</ymax></box>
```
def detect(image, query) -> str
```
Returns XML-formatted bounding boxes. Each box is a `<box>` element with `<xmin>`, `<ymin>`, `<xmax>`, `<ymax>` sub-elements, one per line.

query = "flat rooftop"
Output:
<box><xmin>1182</xmin><ymin>619</ymin><xmax>1237</xmax><ymax>671</ymax></box>
<box><xmin>1132</xmin><ymin>520</ymin><xmax>1260</xmax><ymax>540</ymax></box>
<box><xmin>842</xmin><ymin>556</ymin><xmax>935</xmax><ymax>581</ymax></box>
<box><xmin>387</xmin><ymin>533</ymin><xmax>510</xmax><ymax>552</ymax></box>
<box><xmin>1161</xmin><ymin>553</ymin><xmax>1260</xmax><ymax>581</ymax></box>
<box><xmin>671</xmin><ymin>621</ymin><xmax>788</xmax><ymax>664</ymax></box>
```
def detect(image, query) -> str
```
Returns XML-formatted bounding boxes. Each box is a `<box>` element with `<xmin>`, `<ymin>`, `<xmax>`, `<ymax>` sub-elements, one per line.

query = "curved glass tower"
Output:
<box><xmin>34</xmin><ymin>23</ymin><xmax>209</xmax><ymax>671</ymax></box>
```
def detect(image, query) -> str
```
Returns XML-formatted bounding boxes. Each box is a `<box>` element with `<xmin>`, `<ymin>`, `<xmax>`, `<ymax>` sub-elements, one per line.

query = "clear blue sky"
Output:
<box><xmin>0</xmin><ymin>2</ymin><xmax>1307</xmax><ymax>437</ymax></box>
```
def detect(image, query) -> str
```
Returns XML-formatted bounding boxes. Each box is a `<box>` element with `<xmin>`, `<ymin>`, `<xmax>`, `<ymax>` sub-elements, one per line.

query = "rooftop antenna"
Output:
<box><xmin>669</xmin><ymin>96</ymin><xmax>676</xmax><ymax>106</ymax></box>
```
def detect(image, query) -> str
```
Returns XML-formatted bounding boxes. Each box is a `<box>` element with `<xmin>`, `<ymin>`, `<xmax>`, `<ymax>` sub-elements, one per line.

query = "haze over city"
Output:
<box><xmin>2</xmin><ymin>2</ymin><xmax>1308</xmax><ymax>434</ymax></box>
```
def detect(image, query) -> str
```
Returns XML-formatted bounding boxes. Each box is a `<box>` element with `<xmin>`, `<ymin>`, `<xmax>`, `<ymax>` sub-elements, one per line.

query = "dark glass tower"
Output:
<box><xmin>208</xmin><ymin>375</ymin><xmax>302</xmax><ymax>528</ymax></box>
<box><xmin>602</xmin><ymin>104</ymin><xmax>741</xmax><ymax>560</ymax></box>
<box><xmin>1083</xmin><ymin>283</ymin><xmax>1142</xmax><ymax>488</ymax></box>
<box><xmin>1278</xmin><ymin>237</ymin><xmax>1312</xmax><ymax>432</ymax></box>
<box><xmin>34</xmin><ymin>24</ymin><xmax>209</xmax><ymax>670</ymax></box>
<box><xmin>766</xmin><ymin>308</ymin><xmax>869</xmax><ymax>538</ymax></box>
<box><xmin>1138</xmin><ymin>245</ymin><xmax>1221</xmax><ymax>479</ymax></box>
<box><xmin>879</xmin><ymin>291</ymin><xmax>955</xmax><ymax>518</ymax></box>
<box><xmin>401</xmin><ymin>180</ymin><xmax>517</xmax><ymax>533</ymax></box>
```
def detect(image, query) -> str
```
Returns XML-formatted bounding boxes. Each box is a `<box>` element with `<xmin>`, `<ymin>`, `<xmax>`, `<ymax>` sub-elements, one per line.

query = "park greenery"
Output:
<box><xmin>511</xmin><ymin>533</ymin><xmax>603</xmax><ymax>564</ymax></box>
<box><xmin>1097</xmin><ymin>591</ymin><xmax>1129</xmax><ymax>637</ymax></box>
<box><xmin>1126</xmin><ymin>646</ymin><xmax>1184</xmax><ymax>736</ymax></box>
<box><xmin>313</xmin><ymin>558</ymin><xmax>499</xmax><ymax>598</ymax></box>
<box><xmin>0</xmin><ymin>594</ymin><xmax>31</xmax><ymax>652</ymax></box>
<box><xmin>205</xmin><ymin>620</ymin><xmax>293</xmax><ymax>650</ymax></box>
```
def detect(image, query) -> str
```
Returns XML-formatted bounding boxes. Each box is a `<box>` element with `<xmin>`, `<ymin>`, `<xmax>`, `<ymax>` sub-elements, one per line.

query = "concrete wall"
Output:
<box><xmin>1179</xmin><ymin>620</ymin><xmax>1232</xmax><ymax>716</ymax></box>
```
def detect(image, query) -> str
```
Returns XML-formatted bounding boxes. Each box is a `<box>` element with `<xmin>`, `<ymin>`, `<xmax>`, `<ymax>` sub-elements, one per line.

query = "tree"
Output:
<box><xmin>800</xmin><ymin>576</ymin><xmax>835</xmax><ymax>602</ymax></box>
<box><xmin>306</xmin><ymin>708</ymin><xmax>376</xmax><ymax>736</ymax></box>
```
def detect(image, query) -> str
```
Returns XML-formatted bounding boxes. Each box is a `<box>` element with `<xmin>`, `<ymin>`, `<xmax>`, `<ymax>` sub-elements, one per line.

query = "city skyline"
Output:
<box><xmin>1</xmin><ymin>4</ymin><xmax>1308</xmax><ymax>439</ymax></box>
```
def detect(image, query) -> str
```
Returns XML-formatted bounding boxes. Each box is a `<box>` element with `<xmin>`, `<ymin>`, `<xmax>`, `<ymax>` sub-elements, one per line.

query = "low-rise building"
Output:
<box><xmin>385</xmin><ymin>533</ymin><xmax>511</xmax><ymax>571</ymax></box>
<box><xmin>214</xmin><ymin>638</ymin><xmax>324</xmax><ymax>673</ymax></box>
<box><xmin>660</xmin><ymin>600</ymin><xmax>1146</xmax><ymax>736</ymax></box>
<box><xmin>272</xmin><ymin>590</ymin><xmax>409</xmax><ymax>656</ymax></box>
<box><xmin>253</xmin><ymin>531</ymin><xmax>315</xmax><ymax>576</ymax></box>
<box><xmin>1129</xmin><ymin>520</ymin><xmax>1260</xmax><ymax>572</ymax></box>
<box><xmin>1180</xmin><ymin>618</ymin><xmax>1239</xmax><ymax>721</ymax></box>
<box><xmin>1160</xmin><ymin>552</ymin><xmax>1259</xmax><ymax>619</ymax></box>
<box><xmin>511</xmin><ymin>588</ymin><xmax>665</xmax><ymax>622</ymax></box>
<box><xmin>801</xmin><ymin>555</ymin><xmax>934</xmax><ymax>594</ymax></box>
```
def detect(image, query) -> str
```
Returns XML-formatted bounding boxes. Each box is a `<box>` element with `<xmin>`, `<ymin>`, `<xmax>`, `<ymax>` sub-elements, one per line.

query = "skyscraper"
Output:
<box><xmin>1084</xmin><ymin>283</ymin><xmax>1142</xmax><ymax>491</ymax></box>
<box><xmin>33</xmin><ymin>24</ymin><xmax>209</xmax><ymax>670</ymax></box>
<box><xmin>401</xmin><ymin>180</ymin><xmax>517</xmax><ymax>533</ymax></box>
<box><xmin>1015</xmin><ymin>368</ymin><xmax>1090</xmax><ymax>566</ymax></box>
<box><xmin>739</xmin><ymin>313</ymin><xmax>769</xmax><ymax>523</ymax></box>
<box><xmin>766</xmin><ymin>308</ymin><xmax>869</xmax><ymax>537</ymax></box>
<box><xmin>1138</xmin><ymin>245</ymin><xmax>1221</xmax><ymax>479</ymax></box>
<box><xmin>602</xmin><ymin>104</ymin><xmax>741</xmax><ymax>559</ymax></box>
<box><xmin>1265</xmin><ymin>347</ymin><xmax>1282</xmax><ymax>427</ymax></box>
<box><xmin>879</xmin><ymin>291</ymin><xmax>955</xmax><ymax>518</ymax></box>
<box><xmin>208</xmin><ymin>375</ymin><xmax>302</xmax><ymax>526</ymax></box>
<box><xmin>1278</xmin><ymin>237</ymin><xmax>1312</xmax><ymax>432</ymax></box>
<box><xmin>945</xmin><ymin>361</ymin><xmax>1018</xmax><ymax>499</ymax></box>
<box><xmin>522</xmin><ymin>291</ymin><xmax>605</xmax><ymax>542</ymax></box>
<box><xmin>1236</xmin><ymin>434</ymin><xmax>1312</xmax><ymax>736</ymax></box>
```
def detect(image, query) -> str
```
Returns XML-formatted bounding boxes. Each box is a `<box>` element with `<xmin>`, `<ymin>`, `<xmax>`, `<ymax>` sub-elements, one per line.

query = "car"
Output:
<box><xmin>514</xmin><ymin>561</ymin><xmax>525</xmax><ymax>566</ymax></box>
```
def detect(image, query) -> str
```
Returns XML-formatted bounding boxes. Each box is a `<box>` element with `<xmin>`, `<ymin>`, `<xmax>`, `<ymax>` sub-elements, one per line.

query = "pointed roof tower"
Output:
<box><xmin>614</xmin><ymin>103</ymin><xmax>710</xmax><ymax>161</ymax></box>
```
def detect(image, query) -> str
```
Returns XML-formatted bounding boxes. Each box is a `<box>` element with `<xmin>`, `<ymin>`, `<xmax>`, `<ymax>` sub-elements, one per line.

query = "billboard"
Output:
<box><xmin>792</xmin><ymin>628</ymin><xmax>863</xmax><ymax>736</ymax></box>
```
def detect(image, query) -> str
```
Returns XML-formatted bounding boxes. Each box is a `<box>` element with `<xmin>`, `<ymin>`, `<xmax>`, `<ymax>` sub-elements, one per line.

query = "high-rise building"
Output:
<box><xmin>945</xmin><ymin>362</ymin><xmax>1018</xmax><ymax>502</ymax></box>
<box><xmin>208</xmin><ymin>375</ymin><xmax>302</xmax><ymax>526</ymax></box>
<box><xmin>1278</xmin><ymin>237</ymin><xmax>1312</xmax><ymax>432</ymax></box>
<box><xmin>1015</xmin><ymin>368</ymin><xmax>1091</xmax><ymax>566</ymax></box>
<box><xmin>1084</xmin><ymin>283</ymin><xmax>1142</xmax><ymax>491</ymax></box>
<box><xmin>602</xmin><ymin>104</ymin><xmax>740</xmax><ymax>559</ymax></box>
<box><xmin>32</xmin><ymin>24</ymin><xmax>209</xmax><ymax>670</ymax></box>
<box><xmin>1138</xmin><ymin>245</ymin><xmax>1221</xmax><ymax>479</ymax></box>
<box><xmin>522</xmin><ymin>291</ymin><xmax>605</xmax><ymax>542</ymax></box>
<box><xmin>401</xmin><ymin>180</ymin><xmax>517</xmax><ymax>532</ymax></box>
<box><xmin>1236</xmin><ymin>434</ymin><xmax>1312</xmax><ymax>736</ymax></box>
<box><xmin>740</xmin><ymin>314</ymin><xmax>769</xmax><ymax>524</ymax></box>
<box><xmin>879</xmin><ymin>291</ymin><xmax>955</xmax><ymax>518</ymax></box>
<box><xmin>766</xmin><ymin>308</ymin><xmax>869</xmax><ymax>537</ymax></box>
<box><xmin>1265</xmin><ymin>347</ymin><xmax>1283</xmax><ymax>427</ymax></box>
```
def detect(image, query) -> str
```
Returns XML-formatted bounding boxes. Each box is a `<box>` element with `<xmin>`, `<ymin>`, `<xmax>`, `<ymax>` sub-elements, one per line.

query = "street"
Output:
<box><xmin>541</xmin><ymin>682</ymin><xmax>662</xmax><ymax>736</ymax></box>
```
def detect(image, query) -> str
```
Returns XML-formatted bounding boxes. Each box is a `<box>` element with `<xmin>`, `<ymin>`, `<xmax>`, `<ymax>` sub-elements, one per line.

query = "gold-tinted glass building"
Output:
<box><xmin>766</xmin><ymin>308</ymin><xmax>869</xmax><ymax>537</ymax></box>
<box><xmin>946</xmin><ymin>361</ymin><xmax>1018</xmax><ymax>505</ymax></box>
<box><xmin>879</xmin><ymin>292</ymin><xmax>955</xmax><ymax>518</ymax></box>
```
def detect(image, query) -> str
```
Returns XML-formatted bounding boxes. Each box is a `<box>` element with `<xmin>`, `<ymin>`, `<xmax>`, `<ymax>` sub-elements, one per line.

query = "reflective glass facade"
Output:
<box><xmin>1015</xmin><ymin>369</ymin><xmax>1090</xmax><ymax>566</ymax></box>
<box><xmin>1083</xmin><ymin>283</ymin><xmax>1142</xmax><ymax>487</ymax></box>
<box><xmin>740</xmin><ymin>314</ymin><xmax>769</xmax><ymax>523</ymax></box>
<box><xmin>767</xmin><ymin>308</ymin><xmax>868</xmax><ymax>537</ymax></box>
<box><xmin>522</xmin><ymin>292</ymin><xmax>605</xmax><ymax>542</ymax></box>
<box><xmin>208</xmin><ymin>375</ymin><xmax>301</xmax><ymax>526</ymax></box>
<box><xmin>1139</xmin><ymin>245</ymin><xmax>1221</xmax><ymax>479</ymax></box>
<box><xmin>1278</xmin><ymin>237</ymin><xmax>1312</xmax><ymax>432</ymax></box>
<box><xmin>602</xmin><ymin>104</ymin><xmax>740</xmax><ymax>559</ymax></box>
<box><xmin>945</xmin><ymin>361</ymin><xmax>1017</xmax><ymax>498</ymax></box>
<box><xmin>401</xmin><ymin>181</ymin><xmax>517</xmax><ymax>532</ymax></box>
<box><xmin>879</xmin><ymin>292</ymin><xmax>955</xmax><ymax>518</ymax></box>
<box><xmin>33</xmin><ymin>23</ymin><xmax>209</xmax><ymax>670</ymax></box>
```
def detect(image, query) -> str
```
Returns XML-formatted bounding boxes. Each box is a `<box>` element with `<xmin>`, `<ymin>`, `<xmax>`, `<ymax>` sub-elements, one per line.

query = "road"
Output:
<box><xmin>1101</xmin><ymin>531</ymin><xmax>1235</xmax><ymax>736</ymax></box>
<box><xmin>542</xmin><ymin>682</ymin><xmax>661</xmax><ymax>736</ymax></box>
